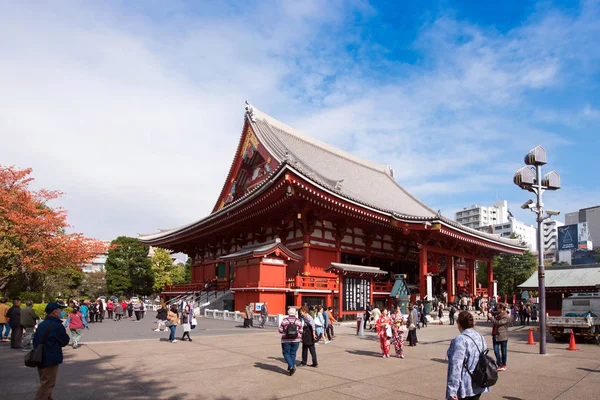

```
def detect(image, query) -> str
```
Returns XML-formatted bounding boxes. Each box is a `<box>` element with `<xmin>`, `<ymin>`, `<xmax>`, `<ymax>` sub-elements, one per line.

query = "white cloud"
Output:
<box><xmin>1</xmin><ymin>1</ymin><xmax>598</xmax><ymax>240</ymax></box>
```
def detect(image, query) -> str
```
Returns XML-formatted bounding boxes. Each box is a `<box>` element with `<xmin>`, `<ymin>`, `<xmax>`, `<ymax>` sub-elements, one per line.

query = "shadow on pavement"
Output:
<box><xmin>430</xmin><ymin>358</ymin><xmax>448</xmax><ymax>364</ymax></box>
<box><xmin>346</xmin><ymin>349</ymin><xmax>383</xmax><ymax>357</ymax></box>
<box><xmin>253</xmin><ymin>362</ymin><xmax>289</xmax><ymax>375</ymax></box>
<box><xmin>576</xmin><ymin>367</ymin><xmax>600</xmax><ymax>373</ymax></box>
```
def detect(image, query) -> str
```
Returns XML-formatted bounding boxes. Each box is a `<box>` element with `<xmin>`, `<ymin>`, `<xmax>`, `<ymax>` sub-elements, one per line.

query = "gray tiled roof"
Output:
<box><xmin>326</xmin><ymin>263</ymin><xmax>388</xmax><ymax>275</ymax></box>
<box><xmin>250</xmin><ymin>107</ymin><xmax>436</xmax><ymax>218</ymax></box>
<box><xmin>519</xmin><ymin>264</ymin><xmax>600</xmax><ymax>289</ymax></box>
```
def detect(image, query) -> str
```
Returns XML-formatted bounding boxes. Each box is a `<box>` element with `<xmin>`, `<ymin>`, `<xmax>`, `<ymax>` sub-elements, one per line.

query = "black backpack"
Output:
<box><xmin>463</xmin><ymin>334</ymin><xmax>498</xmax><ymax>389</ymax></box>
<box><xmin>285</xmin><ymin>318</ymin><xmax>299</xmax><ymax>339</ymax></box>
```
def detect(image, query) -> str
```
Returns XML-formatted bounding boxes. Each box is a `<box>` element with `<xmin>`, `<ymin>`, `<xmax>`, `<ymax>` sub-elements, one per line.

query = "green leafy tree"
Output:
<box><xmin>79</xmin><ymin>271</ymin><xmax>108</xmax><ymax>299</ymax></box>
<box><xmin>105</xmin><ymin>237</ymin><xmax>154</xmax><ymax>296</ymax></box>
<box><xmin>184</xmin><ymin>256</ymin><xmax>192</xmax><ymax>283</ymax></box>
<box><xmin>475</xmin><ymin>261</ymin><xmax>488</xmax><ymax>288</ymax></box>
<box><xmin>493</xmin><ymin>250</ymin><xmax>538</xmax><ymax>297</ymax></box>
<box><xmin>171</xmin><ymin>262</ymin><xmax>187</xmax><ymax>285</ymax></box>
<box><xmin>151</xmin><ymin>248</ymin><xmax>173</xmax><ymax>292</ymax></box>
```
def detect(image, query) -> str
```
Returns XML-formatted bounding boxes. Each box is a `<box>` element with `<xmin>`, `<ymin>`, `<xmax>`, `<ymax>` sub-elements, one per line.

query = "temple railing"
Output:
<box><xmin>373</xmin><ymin>282</ymin><xmax>393</xmax><ymax>293</ymax></box>
<box><xmin>286</xmin><ymin>276</ymin><xmax>339</xmax><ymax>291</ymax></box>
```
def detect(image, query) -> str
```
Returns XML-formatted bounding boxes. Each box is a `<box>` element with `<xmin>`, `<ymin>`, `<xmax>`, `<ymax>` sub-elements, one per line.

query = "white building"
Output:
<box><xmin>543</xmin><ymin>219</ymin><xmax>564</xmax><ymax>263</ymax></box>
<box><xmin>455</xmin><ymin>200</ymin><xmax>509</xmax><ymax>229</ymax></box>
<box><xmin>81</xmin><ymin>241</ymin><xmax>110</xmax><ymax>273</ymax></box>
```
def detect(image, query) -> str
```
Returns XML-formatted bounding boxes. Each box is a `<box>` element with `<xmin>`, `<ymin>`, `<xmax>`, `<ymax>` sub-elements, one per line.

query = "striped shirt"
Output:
<box><xmin>278</xmin><ymin>316</ymin><xmax>303</xmax><ymax>343</ymax></box>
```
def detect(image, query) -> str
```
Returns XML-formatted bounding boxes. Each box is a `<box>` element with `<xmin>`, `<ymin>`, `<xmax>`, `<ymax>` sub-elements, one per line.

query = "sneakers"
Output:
<box><xmin>72</xmin><ymin>341</ymin><xmax>78</xmax><ymax>349</ymax></box>
<box><xmin>153</xmin><ymin>328</ymin><xmax>160</xmax><ymax>332</ymax></box>
<box><xmin>497</xmin><ymin>366</ymin><xmax>506</xmax><ymax>371</ymax></box>
<box><xmin>311</xmin><ymin>364</ymin><xmax>318</xmax><ymax>368</ymax></box>
<box><xmin>171</xmin><ymin>339</ymin><xmax>178</xmax><ymax>343</ymax></box>
<box><xmin>400</xmin><ymin>355</ymin><xmax>405</xmax><ymax>359</ymax></box>
<box><xmin>289</xmin><ymin>367</ymin><xmax>296</xmax><ymax>376</ymax></box>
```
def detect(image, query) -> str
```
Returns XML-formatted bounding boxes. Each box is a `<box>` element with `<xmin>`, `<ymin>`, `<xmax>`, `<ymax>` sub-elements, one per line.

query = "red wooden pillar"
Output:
<box><xmin>446</xmin><ymin>255</ymin><xmax>454</xmax><ymax>303</ymax></box>
<box><xmin>487</xmin><ymin>259</ymin><xmax>494</xmax><ymax>297</ymax></box>
<box><xmin>470</xmin><ymin>259</ymin><xmax>476</xmax><ymax>297</ymax></box>
<box><xmin>419</xmin><ymin>245</ymin><xmax>427</xmax><ymax>299</ymax></box>
<box><xmin>303</xmin><ymin>234</ymin><xmax>311</xmax><ymax>273</ymax></box>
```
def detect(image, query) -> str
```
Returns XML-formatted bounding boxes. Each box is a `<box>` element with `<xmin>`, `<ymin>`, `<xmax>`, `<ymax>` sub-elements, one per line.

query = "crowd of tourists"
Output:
<box><xmin>153</xmin><ymin>297</ymin><xmax>198</xmax><ymax>343</ymax></box>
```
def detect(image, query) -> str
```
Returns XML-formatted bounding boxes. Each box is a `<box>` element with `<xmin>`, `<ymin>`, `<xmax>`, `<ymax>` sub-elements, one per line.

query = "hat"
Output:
<box><xmin>45</xmin><ymin>302</ymin><xmax>67</xmax><ymax>314</ymax></box>
<box><xmin>288</xmin><ymin>307</ymin><xmax>297</xmax><ymax>316</ymax></box>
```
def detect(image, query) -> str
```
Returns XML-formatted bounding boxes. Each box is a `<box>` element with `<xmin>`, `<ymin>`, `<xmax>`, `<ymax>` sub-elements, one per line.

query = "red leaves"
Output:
<box><xmin>0</xmin><ymin>165</ymin><xmax>104</xmax><ymax>278</ymax></box>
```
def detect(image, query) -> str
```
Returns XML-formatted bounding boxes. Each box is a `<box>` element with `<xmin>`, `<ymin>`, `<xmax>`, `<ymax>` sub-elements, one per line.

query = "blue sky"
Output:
<box><xmin>1</xmin><ymin>0</ymin><xmax>599</xmax><ymax>240</ymax></box>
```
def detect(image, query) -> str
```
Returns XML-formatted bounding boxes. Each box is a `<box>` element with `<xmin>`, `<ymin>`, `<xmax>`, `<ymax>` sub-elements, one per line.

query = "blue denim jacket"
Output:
<box><xmin>446</xmin><ymin>328</ymin><xmax>490</xmax><ymax>399</ymax></box>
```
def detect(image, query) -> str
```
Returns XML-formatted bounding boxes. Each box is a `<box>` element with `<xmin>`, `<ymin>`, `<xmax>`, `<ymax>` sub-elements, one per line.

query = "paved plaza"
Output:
<box><xmin>1</xmin><ymin>316</ymin><xmax>599</xmax><ymax>400</ymax></box>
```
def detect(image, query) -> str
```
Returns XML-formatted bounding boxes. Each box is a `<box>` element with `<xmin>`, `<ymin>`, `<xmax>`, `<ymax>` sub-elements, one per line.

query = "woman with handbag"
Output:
<box><xmin>64</xmin><ymin>306</ymin><xmax>87</xmax><ymax>349</ymax></box>
<box><xmin>376</xmin><ymin>308</ymin><xmax>392</xmax><ymax>358</ymax></box>
<box><xmin>166</xmin><ymin>305</ymin><xmax>179</xmax><ymax>343</ymax></box>
<box><xmin>180</xmin><ymin>305</ymin><xmax>194</xmax><ymax>341</ymax></box>
<box><xmin>315</xmin><ymin>307</ymin><xmax>327</xmax><ymax>344</ymax></box>
<box><xmin>390</xmin><ymin>306</ymin><xmax>406</xmax><ymax>359</ymax></box>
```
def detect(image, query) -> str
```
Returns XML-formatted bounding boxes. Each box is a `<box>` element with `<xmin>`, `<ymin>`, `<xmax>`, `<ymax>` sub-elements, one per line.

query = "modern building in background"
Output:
<box><xmin>455</xmin><ymin>201</ymin><xmax>509</xmax><ymax>229</ymax></box>
<box><xmin>565</xmin><ymin>205</ymin><xmax>600</xmax><ymax>249</ymax></box>
<box><xmin>81</xmin><ymin>241</ymin><xmax>110</xmax><ymax>273</ymax></box>
<box><xmin>455</xmin><ymin>200</ymin><xmax>537</xmax><ymax>252</ymax></box>
<box><xmin>543</xmin><ymin>220</ymin><xmax>564</xmax><ymax>263</ymax></box>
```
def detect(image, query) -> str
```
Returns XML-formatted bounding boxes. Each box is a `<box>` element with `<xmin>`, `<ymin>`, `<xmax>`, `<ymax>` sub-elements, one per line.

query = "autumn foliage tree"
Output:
<box><xmin>0</xmin><ymin>165</ymin><xmax>104</xmax><ymax>294</ymax></box>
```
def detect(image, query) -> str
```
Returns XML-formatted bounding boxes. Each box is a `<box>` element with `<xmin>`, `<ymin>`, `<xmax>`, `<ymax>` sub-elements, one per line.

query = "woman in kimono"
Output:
<box><xmin>390</xmin><ymin>306</ymin><xmax>405</xmax><ymax>359</ymax></box>
<box><xmin>376</xmin><ymin>308</ymin><xmax>392</xmax><ymax>358</ymax></box>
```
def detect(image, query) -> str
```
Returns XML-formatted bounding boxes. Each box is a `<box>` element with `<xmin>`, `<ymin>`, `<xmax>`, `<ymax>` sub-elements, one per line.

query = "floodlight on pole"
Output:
<box><xmin>514</xmin><ymin>145</ymin><xmax>560</xmax><ymax>355</ymax></box>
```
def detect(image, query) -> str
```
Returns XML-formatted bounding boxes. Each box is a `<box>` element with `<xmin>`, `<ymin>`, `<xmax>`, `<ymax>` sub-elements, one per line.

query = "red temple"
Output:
<box><xmin>140</xmin><ymin>102</ymin><xmax>525</xmax><ymax>316</ymax></box>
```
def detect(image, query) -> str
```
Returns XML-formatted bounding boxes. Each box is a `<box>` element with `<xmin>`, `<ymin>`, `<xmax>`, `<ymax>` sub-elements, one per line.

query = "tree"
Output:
<box><xmin>105</xmin><ymin>236</ymin><xmax>154</xmax><ymax>296</ymax></box>
<box><xmin>151</xmin><ymin>247</ymin><xmax>173</xmax><ymax>292</ymax></box>
<box><xmin>171</xmin><ymin>263</ymin><xmax>187</xmax><ymax>285</ymax></box>
<box><xmin>493</xmin><ymin>250</ymin><xmax>538</xmax><ymax>297</ymax></box>
<box><xmin>0</xmin><ymin>165</ymin><xmax>103</xmax><ymax>293</ymax></box>
<box><xmin>79</xmin><ymin>271</ymin><xmax>108</xmax><ymax>299</ymax></box>
<box><xmin>475</xmin><ymin>261</ymin><xmax>488</xmax><ymax>288</ymax></box>
<box><xmin>184</xmin><ymin>256</ymin><xmax>192</xmax><ymax>283</ymax></box>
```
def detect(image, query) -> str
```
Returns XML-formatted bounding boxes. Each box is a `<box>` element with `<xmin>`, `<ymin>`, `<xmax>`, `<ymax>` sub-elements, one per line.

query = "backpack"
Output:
<box><xmin>463</xmin><ymin>334</ymin><xmax>498</xmax><ymax>389</ymax></box>
<box><xmin>285</xmin><ymin>318</ymin><xmax>299</xmax><ymax>339</ymax></box>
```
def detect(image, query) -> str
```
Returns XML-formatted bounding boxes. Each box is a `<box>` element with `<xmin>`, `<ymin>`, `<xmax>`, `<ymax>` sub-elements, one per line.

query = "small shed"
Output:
<box><xmin>519</xmin><ymin>264</ymin><xmax>600</xmax><ymax>316</ymax></box>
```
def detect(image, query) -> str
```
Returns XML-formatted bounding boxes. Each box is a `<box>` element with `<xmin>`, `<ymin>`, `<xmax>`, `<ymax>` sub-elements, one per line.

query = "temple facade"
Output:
<box><xmin>140</xmin><ymin>102</ymin><xmax>525</xmax><ymax>316</ymax></box>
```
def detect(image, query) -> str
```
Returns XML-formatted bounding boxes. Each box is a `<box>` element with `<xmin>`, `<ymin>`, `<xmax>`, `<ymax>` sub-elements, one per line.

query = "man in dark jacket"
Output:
<box><xmin>6</xmin><ymin>297</ymin><xmax>22</xmax><ymax>349</ymax></box>
<box><xmin>33</xmin><ymin>302</ymin><xmax>69</xmax><ymax>400</ymax></box>
<box><xmin>259</xmin><ymin>302</ymin><xmax>268</xmax><ymax>328</ymax></box>
<box><xmin>21</xmin><ymin>300</ymin><xmax>39</xmax><ymax>351</ymax></box>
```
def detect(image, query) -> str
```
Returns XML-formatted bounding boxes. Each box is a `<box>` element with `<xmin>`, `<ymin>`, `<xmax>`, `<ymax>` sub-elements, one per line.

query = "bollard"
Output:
<box><xmin>357</xmin><ymin>313</ymin><xmax>364</xmax><ymax>337</ymax></box>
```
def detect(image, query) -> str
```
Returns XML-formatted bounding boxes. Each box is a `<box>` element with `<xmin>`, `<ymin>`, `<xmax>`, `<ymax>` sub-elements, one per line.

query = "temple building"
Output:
<box><xmin>140</xmin><ymin>102</ymin><xmax>525</xmax><ymax>316</ymax></box>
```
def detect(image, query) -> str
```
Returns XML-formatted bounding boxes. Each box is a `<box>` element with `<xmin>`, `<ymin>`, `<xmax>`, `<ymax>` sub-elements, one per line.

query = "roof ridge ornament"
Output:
<box><xmin>386</xmin><ymin>165</ymin><xmax>394</xmax><ymax>177</ymax></box>
<box><xmin>245</xmin><ymin>100</ymin><xmax>257</xmax><ymax>122</ymax></box>
<box><xmin>334</xmin><ymin>179</ymin><xmax>344</xmax><ymax>192</ymax></box>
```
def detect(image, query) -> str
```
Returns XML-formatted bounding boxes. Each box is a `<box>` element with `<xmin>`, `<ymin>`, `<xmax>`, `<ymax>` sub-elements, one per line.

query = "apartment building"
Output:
<box><xmin>455</xmin><ymin>200</ymin><xmax>509</xmax><ymax>229</ymax></box>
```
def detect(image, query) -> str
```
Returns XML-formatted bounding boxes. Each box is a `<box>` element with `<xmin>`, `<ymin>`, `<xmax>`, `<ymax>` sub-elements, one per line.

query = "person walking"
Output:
<box><xmin>525</xmin><ymin>305</ymin><xmax>531</xmax><ymax>326</ymax></box>
<box><xmin>133</xmin><ymin>301</ymin><xmax>142</xmax><ymax>322</ymax></box>
<box><xmin>127</xmin><ymin>300</ymin><xmax>134</xmax><ymax>319</ymax></box>
<box><xmin>326</xmin><ymin>307</ymin><xmax>337</xmax><ymax>339</ymax></box>
<box><xmin>96</xmin><ymin>299</ymin><xmax>104</xmax><ymax>323</ymax></box>
<box><xmin>390</xmin><ymin>305</ymin><xmax>405</xmax><ymax>359</ymax></box>
<box><xmin>33</xmin><ymin>302</ymin><xmax>70</xmax><ymax>400</ymax></box>
<box><xmin>278</xmin><ymin>307</ymin><xmax>303</xmax><ymax>376</ymax></box>
<box><xmin>6</xmin><ymin>297</ymin><xmax>23</xmax><ymax>349</ymax></box>
<box><xmin>88</xmin><ymin>301</ymin><xmax>97</xmax><ymax>323</ymax></box>
<box><xmin>180</xmin><ymin>305</ymin><xmax>194</xmax><ymax>341</ymax></box>
<box><xmin>114</xmin><ymin>302</ymin><xmax>123</xmax><ymax>321</ymax></box>
<box><xmin>21</xmin><ymin>300</ymin><xmax>39</xmax><ymax>351</ymax></box>
<box><xmin>406</xmin><ymin>304</ymin><xmax>418</xmax><ymax>346</ymax></box>
<box><xmin>166</xmin><ymin>305</ymin><xmax>179</xmax><ymax>343</ymax></box>
<box><xmin>438</xmin><ymin>304</ymin><xmax>445</xmax><ymax>325</ymax></box>
<box><xmin>489</xmin><ymin>303</ymin><xmax>509</xmax><ymax>371</ymax></box>
<box><xmin>244</xmin><ymin>303</ymin><xmax>253</xmax><ymax>328</ymax></box>
<box><xmin>364</xmin><ymin>304</ymin><xmax>372</xmax><ymax>329</ymax></box>
<box><xmin>299</xmin><ymin>306</ymin><xmax>318</xmax><ymax>367</ymax></box>
<box><xmin>315</xmin><ymin>307</ymin><xmax>328</xmax><ymax>344</ymax></box>
<box><xmin>531</xmin><ymin>305</ymin><xmax>538</xmax><ymax>324</ymax></box>
<box><xmin>449</xmin><ymin>303</ymin><xmax>457</xmax><ymax>325</ymax></box>
<box><xmin>65</xmin><ymin>306</ymin><xmax>87</xmax><ymax>349</ymax></box>
<box><xmin>260</xmin><ymin>302</ymin><xmax>268</xmax><ymax>328</ymax></box>
<box><xmin>79</xmin><ymin>301</ymin><xmax>89</xmax><ymax>324</ymax></box>
<box><xmin>446</xmin><ymin>311</ymin><xmax>490</xmax><ymax>400</ymax></box>
<box><xmin>376</xmin><ymin>308</ymin><xmax>392</xmax><ymax>358</ymax></box>
<box><xmin>419</xmin><ymin>303</ymin><xmax>428</xmax><ymax>328</ymax></box>
<box><xmin>0</xmin><ymin>297</ymin><xmax>11</xmax><ymax>342</ymax></box>
<box><xmin>106</xmin><ymin>300</ymin><xmax>114</xmax><ymax>320</ymax></box>
<box><xmin>120</xmin><ymin>300</ymin><xmax>128</xmax><ymax>319</ymax></box>
<box><xmin>154</xmin><ymin>305</ymin><xmax>168</xmax><ymax>331</ymax></box>
<box><xmin>322</xmin><ymin>306</ymin><xmax>332</xmax><ymax>342</ymax></box>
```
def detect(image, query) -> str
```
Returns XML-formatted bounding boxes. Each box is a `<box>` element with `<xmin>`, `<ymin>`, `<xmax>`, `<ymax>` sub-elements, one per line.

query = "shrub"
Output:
<box><xmin>18</xmin><ymin>292</ymin><xmax>43</xmax><ymax>303</ymax></box>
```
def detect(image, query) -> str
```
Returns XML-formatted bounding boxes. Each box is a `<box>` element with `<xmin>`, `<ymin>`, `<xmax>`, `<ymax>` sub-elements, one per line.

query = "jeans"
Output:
<box><xmin>260</xmin><ymin>315</ymin><xmax>266</xmax><ymax>327</ymax></box>
<box><xmin>169</xmin><ymin>325</ymin><xmax>176</xmax><ymax>341</ymax></box>
<box><xmin>281</xmin><ymin>341</ymin><xmax>300</xmax><ymax>370</ymax></box>
<box><xmin>449</xmin><ymin>314</ymin><xmax>455</xmax><ymax>325</ymax></box>
<box><xmin>0</xmin><ymin>323</ymin><xmax>10</xmax><ymax>338</ymax></box>
<box><xmin>493</xmin><ymin>337</ymin><xmax>507</xmax><ymax>367</ymax></box>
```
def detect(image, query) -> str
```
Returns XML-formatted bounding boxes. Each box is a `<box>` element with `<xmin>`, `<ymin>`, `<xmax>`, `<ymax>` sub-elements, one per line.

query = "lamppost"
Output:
<box><xmin>514</xmin><ymin>145</ymin><xmax>561</xmax><ymax>355</ymax></box>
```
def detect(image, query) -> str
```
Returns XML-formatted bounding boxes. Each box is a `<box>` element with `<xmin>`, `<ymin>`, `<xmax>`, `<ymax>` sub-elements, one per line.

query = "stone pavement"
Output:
<box><xmin>1</xmin><ymin>316</ymin><xmax>599</xmax><ymax>400</ymax></box>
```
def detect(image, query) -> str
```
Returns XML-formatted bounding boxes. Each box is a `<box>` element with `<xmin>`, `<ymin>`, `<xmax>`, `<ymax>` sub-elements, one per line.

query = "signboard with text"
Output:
<box><xmin>558</xmin><ymin>224</ymin><xmax>578</xmax><ymax>251</ymax></box>
<box><xmin>343</xmin><ymin>277</ymin><xmax>371</xmax><ymax>312</ymax></box>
